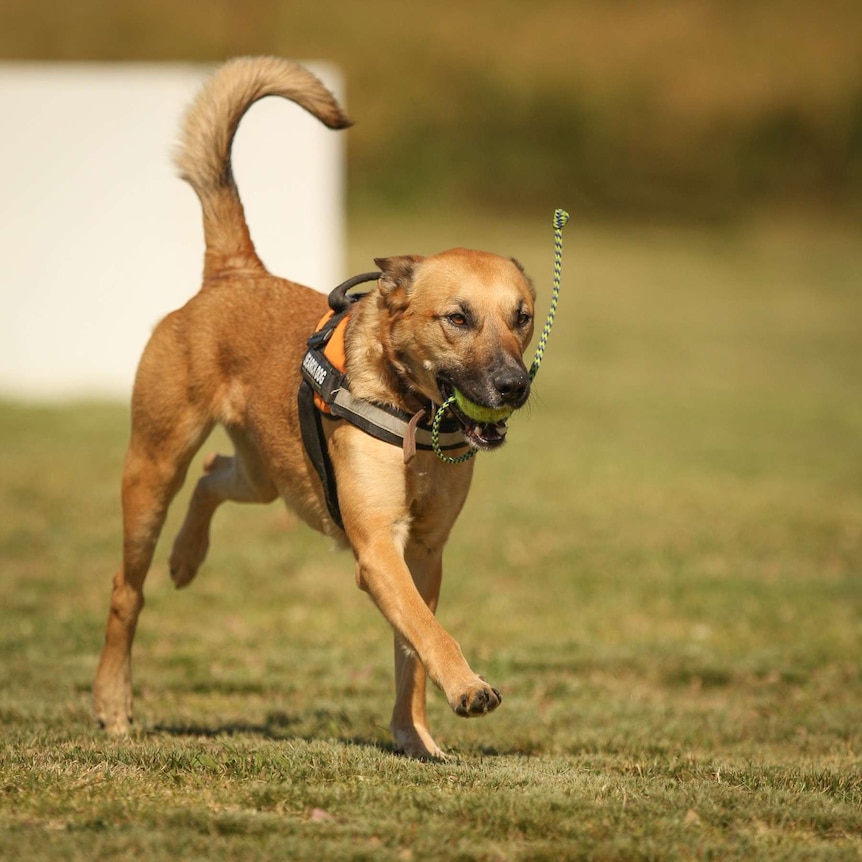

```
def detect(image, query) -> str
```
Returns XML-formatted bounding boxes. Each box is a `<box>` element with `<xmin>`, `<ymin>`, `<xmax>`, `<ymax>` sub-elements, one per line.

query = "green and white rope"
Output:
<box><xmin>432</xmin><ymin>207</ymin><xmax>569</xmax><ymax>464</ymax></box>
<box><xmin>530</xmin><ymin>208</ymin><xmax>569</xmax><ymax>380</ymax></box>
<box><xmin>431</xmin><ymin>404</ymin><xmax>478</xmax><ymax>464</ymax></box>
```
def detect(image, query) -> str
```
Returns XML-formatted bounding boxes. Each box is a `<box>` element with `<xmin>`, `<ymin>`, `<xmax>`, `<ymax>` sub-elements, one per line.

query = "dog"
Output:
<box><xmin>93</xmin><ymin>56</ymin><xmax>536</xmax><ymax>759</ymax></box>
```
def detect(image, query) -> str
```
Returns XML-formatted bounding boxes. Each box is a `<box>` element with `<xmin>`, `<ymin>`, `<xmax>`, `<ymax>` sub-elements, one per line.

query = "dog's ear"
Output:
<box><xmin>374</xmin><ymin>256</ymin><xmax>424</xmax><ymax>292</ymax></box>
<box><xmin>510</xmin><ymin>257</ymin><xmax>536</xmax><ymax>298</ymax></box>
<box><xmin>374</xmin><ymin>255</ymin><xmax>424</xmax><ymax>313</ymax></box>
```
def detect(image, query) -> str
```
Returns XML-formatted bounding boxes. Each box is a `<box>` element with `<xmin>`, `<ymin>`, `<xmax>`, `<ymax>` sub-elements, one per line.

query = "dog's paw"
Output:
<box><xmin>390</xmin><ymin>724</ymin><xmax>448</xmax><ymax>761</ymax></box>
<box><xmin>98</xmin><ymin>713</ymin><xmax>134</xmax><ymax>737</ymax></box>
<box><xmin>450</xmin><ymin>679</ymin><xmax>502</xmax><ymax>718</ymax></box>
<box><xmin>93</xmin><ymin>687</ymin><xmax>133</xmax><ymax>736</ymax></box>
<box><xmin>169</xmin><ymin>557</ymin><xmax>200</xmax><ymax>589</ymax></box>
<box><xmin>169</xmin><ymin>530</ymin><xmax>209</xmax><ymax>588</ymax></box>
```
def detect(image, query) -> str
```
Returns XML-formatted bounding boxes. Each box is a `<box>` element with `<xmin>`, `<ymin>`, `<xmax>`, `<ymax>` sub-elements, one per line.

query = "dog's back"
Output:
<box><xmin>128</xmin><ymin>58</ymin><xmax>352</xmax><ymax>450</ymax></box>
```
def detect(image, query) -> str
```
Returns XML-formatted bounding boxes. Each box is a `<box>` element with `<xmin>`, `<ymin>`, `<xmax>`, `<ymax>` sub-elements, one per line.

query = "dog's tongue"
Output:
<box><xmin>465</xmin><ymin>419</ymin><xmax>508</xmax><ymax>448</ymax></box>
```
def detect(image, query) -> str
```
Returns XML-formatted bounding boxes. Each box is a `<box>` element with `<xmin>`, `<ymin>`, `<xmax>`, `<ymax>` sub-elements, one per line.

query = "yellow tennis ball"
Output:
<box><xmin>453</xmin><ymin>388</ymin><xmax>514</xmax><ymax>424</ymax></box>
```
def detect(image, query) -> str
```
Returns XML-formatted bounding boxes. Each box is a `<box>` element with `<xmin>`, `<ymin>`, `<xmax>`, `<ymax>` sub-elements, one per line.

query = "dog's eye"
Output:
<box><xmin>447</xmin><ymin>313</ymin><xmax>468</xmax><ymax>327</ymax></box>
<box><xmin>516</xmin><ymin>311</ymin><xmax>532</xmax><ymax>328</ymax></box>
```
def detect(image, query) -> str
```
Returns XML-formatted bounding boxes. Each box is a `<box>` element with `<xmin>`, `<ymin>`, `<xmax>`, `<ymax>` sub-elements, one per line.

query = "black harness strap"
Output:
<box><xmin>328</xmin><ymin>271</ymin><xmax>382</xmax><ymax>313</ymax></box>
<box><xmin>298</xmin><ymin>378</ymin><xmax>344</xmax><ymax>528</ymax></box>
<box><xmin>298</xmin><ymin>302</ymin><xmax>354</xmax><ymax>529</ymax></box>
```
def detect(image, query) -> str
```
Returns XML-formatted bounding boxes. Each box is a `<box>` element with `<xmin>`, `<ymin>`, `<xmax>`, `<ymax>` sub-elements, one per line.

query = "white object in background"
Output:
<box><xmin>0</xmin><ymin>62</ymin><xmax>346</xmax><ymax>400</ymax></box>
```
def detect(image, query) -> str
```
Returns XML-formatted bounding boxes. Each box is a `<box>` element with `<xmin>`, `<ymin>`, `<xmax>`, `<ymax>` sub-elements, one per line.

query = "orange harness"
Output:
<box><xmin>309</xmin><ymin>309</ymin><xmax>347</xmax><ymax>414</ymax></box>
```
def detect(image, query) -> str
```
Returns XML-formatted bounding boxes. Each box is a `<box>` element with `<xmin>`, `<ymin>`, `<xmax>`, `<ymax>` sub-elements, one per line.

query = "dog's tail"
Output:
<box><xmin>174</xmin><ymin>56</ymin><xmax>352</xmax><ymax>280</ymax></box>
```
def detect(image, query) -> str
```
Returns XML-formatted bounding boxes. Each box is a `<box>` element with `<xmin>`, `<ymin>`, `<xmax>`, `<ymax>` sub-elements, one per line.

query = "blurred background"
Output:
<box><xmin>2</xmin><ymin>0</ymin><xmax>859</xmax><ymax>224</ymax></box>
<box><xmin>1</xmin><ymin>8</ymin><xmax>860</xmax><ymax>847</ymax></box>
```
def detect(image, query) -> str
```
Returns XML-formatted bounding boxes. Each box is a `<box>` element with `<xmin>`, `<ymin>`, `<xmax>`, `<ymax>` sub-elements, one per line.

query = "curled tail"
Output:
<box><xmin>174</xmin><ymin>56</ymin><xmax>352</xmax><ymax>279</ymax></box>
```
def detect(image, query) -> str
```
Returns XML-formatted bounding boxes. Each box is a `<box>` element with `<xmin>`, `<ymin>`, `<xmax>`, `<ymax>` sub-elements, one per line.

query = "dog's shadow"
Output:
<box><xmin>150</xmin><ymin>713</ymin><xmax>522</xmax><ymax>761</ymax></box>
<box><xmin>151</xmin><ymin>708</ymin><xmax>401</xmax><ymax>756</ymax></box>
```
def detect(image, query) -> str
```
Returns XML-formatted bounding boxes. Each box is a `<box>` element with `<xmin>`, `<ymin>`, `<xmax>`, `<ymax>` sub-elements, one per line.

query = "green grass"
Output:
<box><xmin>1</xmin><ymin>215</ymin><xmax>861</xmax><ymax>859</ymax></box>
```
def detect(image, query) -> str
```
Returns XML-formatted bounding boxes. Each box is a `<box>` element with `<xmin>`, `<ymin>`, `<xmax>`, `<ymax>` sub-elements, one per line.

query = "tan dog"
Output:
<box><xmin>93</xmin><ymin>56</ymin><xmax>536</xmax><ymax>759</ymax></box>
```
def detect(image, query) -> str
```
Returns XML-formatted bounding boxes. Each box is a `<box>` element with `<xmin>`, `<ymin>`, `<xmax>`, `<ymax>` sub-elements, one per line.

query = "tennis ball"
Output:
<box><xmin>453</xmin><ymin>388</ymin><xmax>514</xmax><ymax>424</ymax></box>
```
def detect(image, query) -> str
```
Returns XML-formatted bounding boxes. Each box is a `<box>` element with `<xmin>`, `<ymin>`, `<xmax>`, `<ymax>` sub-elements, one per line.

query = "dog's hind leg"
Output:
<box><xmin>169</xmin><ymin>429</ymin><xmax>278</xmax><ymax>588</ymax></box>
<box><xmin>93</xmin><ymin>399</ymin><xmax>213</xmax><ymax>735</ymax></box>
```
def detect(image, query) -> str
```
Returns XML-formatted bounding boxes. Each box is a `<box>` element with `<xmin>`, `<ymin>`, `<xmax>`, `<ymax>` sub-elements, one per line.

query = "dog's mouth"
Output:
<box><xmin>436</xmin><ymin>379</ymin><xmax>509</xmax><ymax>451</ymax></box>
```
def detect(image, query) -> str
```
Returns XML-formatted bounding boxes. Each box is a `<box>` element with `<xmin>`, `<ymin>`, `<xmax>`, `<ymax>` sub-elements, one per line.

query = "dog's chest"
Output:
<box><xmin>406</xmin><ymin>463</ymin><xmax>435</xmax><ymax>504</ymax></box>
<box><xmin>404</xmin><ymin>453</ymin><xmax>473</xmax><ymax>530</ymax></box>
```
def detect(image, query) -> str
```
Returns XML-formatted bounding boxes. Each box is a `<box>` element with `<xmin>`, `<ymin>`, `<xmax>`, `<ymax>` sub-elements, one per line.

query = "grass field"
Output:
<box><xmin>1</xmin><ymin>213</ymin><xmax>860</xmax><ymax>859</ymax></box>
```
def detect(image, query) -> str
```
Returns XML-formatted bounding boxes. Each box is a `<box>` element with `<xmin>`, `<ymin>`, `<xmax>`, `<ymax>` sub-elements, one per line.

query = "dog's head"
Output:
<box><xmin>372</xmin><ymin>248</ymin><xmax>536</xmax><ymax>451</ymax></box>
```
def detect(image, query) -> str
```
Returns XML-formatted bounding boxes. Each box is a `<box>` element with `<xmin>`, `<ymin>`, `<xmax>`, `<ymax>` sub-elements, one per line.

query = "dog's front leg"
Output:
<box><xmin>390</xmin><ymin>535</ymin><xmax>500</xmax><ymax>759</ymax></box>
<box><xmin>392</xmin><ymin>631</ymin><xmax>443</xmax><ymax>758</ymax></box>
<box><xmin>331</xmin><ymin>432</ymin><xmax>501</xmax><ymax>754</ymax></box>
<box><xmin>352</xmin><ymin>530</ymin><xmax>500</xmax><ymax>721</ymax></box>
<box><xmin>390</xmin><ymin>541</ymin><xmax>445</xmax><ymax>759</ymax></box>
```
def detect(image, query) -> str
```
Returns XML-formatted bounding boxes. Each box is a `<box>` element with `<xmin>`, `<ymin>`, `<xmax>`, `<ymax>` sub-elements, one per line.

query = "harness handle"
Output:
<box><xmin>328</xmin><ymin>271</ymin><xmax>381</xmax><ymax>313</ymax></box>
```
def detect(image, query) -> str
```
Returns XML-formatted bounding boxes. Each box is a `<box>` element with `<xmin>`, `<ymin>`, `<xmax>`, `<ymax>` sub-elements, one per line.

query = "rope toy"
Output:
<box><xmin>432</xmin><ymin>208</ymin><xmax>570</xmax><ymax>463</ymax></box>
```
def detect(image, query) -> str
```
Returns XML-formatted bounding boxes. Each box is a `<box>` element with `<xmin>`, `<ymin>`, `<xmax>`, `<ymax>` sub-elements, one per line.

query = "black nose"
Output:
<box><xmin>493</xmin><ymin>366</ymin><xmax>530</xmax><ymax>406</ymax></box>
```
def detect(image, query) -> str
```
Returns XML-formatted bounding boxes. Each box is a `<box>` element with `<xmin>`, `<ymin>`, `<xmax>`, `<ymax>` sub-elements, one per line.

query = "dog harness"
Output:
<box><xmin>298</xmin><ymin>272</ymin><xmax>468</xmax><ymax>529</ymax></box>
